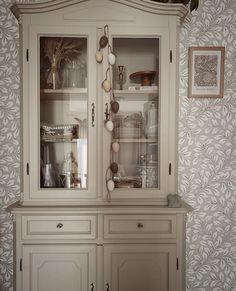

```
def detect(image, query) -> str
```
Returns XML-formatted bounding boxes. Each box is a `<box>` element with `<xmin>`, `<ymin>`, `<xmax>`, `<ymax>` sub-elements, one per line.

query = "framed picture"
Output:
<box><xmin>188</xmin><ymin>47</ymin><xmax>225</xmax><ymax>98</ymax></box>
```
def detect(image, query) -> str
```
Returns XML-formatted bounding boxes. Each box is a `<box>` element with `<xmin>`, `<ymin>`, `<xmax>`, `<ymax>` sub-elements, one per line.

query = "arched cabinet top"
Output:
<box><xmin>11</xmin><ymin>0</ymin><xmax>188</xmax><ymax>23</ymax></box>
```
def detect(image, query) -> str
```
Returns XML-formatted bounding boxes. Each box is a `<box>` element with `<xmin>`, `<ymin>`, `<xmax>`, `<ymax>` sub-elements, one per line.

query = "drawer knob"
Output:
<box><xmin>137</xmin><ymin>222</ymin><xmax>143</xmax><ymax>228</ymax></box>
<box><xmin>56</xmin><ymin>223</ymin><xmax>63</xmax><ymax>229</ymax></box>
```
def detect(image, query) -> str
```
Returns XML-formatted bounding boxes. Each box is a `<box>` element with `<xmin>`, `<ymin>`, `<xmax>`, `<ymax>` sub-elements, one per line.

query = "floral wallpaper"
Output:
<box><xmin>179</xmin><ymin>1</ymin><xmax>236</xmax><ymax>290</ymax></box>
<box><xmin>0</xmin><ymin>0</ymin><xmax>236</xmax><ymax>290</ymax></box>
<box><xmin>0</xmin><ymin>0</ymin><xmax>20</xmax><ymax>290</ymax></box>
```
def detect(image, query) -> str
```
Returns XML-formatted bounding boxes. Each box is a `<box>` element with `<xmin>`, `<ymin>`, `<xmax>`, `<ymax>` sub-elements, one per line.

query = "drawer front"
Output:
<box><xmin>22</xmin><ymin>215</ymin><xmax>97</xmax><ymax>240</ymax></box>
<box><xmin>104</xmin><ymin>214</ymin><xmax>176</xmax><ymax>239</ymax></box>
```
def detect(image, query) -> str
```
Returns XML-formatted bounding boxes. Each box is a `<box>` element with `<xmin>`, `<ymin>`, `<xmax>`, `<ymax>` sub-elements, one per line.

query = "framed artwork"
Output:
<box><xmin>188</xmin><ymin>47</ymin><xmax>225</xmax><ymax>98</ymax></box>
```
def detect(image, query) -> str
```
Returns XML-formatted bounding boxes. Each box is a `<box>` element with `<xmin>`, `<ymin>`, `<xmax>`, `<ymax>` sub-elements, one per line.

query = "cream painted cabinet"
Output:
<box><xmin>11</xmin><ymin>0</ymin><xmax>188</xmax><ymax>205</ymax></box>
<box><xmin>104</xmin><ymin>244</ymin><xmax>176</xmax><ymax>291</ymax></box>
<box><xmin>12</xmin><ymin>207</ymin><xmax>188</xmax><ymax>291</ymax></box>
<box><xmin>9</xmin><ymin>1</ymin><xmax>189</xmax><ymax>291</ymax></box>
<box><xmin>22</xmin><ymin>245</ymin><xmax>96</xmax><ymax>291</ymax></box>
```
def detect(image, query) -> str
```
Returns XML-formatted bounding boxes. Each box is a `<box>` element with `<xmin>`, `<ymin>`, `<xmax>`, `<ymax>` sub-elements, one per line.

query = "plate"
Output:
<box><xmin>129</xmin><ymin>70</ymin><xmax>156</xmax><ymax>86</ymax></box>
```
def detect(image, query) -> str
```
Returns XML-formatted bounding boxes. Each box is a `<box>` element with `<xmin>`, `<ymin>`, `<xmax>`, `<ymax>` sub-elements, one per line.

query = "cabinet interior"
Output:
<box><xmin>111</xmin><ymin>37</ymin><xmax>160</xmax><ymax>189</ymax></box>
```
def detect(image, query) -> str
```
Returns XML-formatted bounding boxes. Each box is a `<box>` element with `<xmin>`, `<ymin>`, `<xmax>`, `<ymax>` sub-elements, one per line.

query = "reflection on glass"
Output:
<box><xmin>39</xmin><ymin>36</ymin><xmax>88</xmax><ymax>189</ymax></box>
<box><xmin>112</xmin><ymin>37</ymin><xmax>159</xmax><ymax>189</ymax></box>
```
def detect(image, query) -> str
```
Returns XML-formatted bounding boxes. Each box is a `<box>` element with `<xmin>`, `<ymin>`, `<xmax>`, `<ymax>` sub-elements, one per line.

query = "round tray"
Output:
<box><xmin>129</xmin><ymin>70</ymin><xmax>156</xmax><ymax>86</ymax></box>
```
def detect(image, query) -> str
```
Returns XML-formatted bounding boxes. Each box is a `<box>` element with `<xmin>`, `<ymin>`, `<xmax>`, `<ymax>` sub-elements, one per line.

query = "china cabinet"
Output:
<box><xmin>9</xmin><ymin>0</ymin><xmax>189</xmax><ymax>291</ymax></box>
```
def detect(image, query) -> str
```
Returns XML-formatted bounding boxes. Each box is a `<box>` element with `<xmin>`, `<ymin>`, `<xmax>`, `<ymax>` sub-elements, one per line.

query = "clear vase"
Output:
<box><xmin>47</xmin><ymin>54</ymin><xmax>60</xmax><ymax>89</ymax></box>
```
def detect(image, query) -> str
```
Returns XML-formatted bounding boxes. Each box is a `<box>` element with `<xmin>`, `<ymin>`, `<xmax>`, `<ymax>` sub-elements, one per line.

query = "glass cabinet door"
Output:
<box><xmin>111</xmin><ymin>37</ymin><xmax>159</xmax><ymax>190</ymax></box>
<box><xmin>40</xmin><ymin>36</ymin><xmax>88</xmax><ymax>190</ymax></box>
<box><xmin>28</xmin><ymin>26</ymin><xmax>97</xmax><ymax>200</ymax></box>
<box><xmin>106</xmin><ymin>29</ymin><xmax>170</xmax><ymax>200</ymax></box>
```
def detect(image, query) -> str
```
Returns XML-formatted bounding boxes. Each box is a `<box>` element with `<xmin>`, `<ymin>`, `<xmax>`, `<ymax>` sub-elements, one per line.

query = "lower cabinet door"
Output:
<box><xmin>104</xmin><ymin>244</ymin><xmax>176</xmax><ymax>291</ymax></box>
<box><xmin>22</xmin><ymin>245</ymin><xmax>96</xmax><ymax>291</ymax></box>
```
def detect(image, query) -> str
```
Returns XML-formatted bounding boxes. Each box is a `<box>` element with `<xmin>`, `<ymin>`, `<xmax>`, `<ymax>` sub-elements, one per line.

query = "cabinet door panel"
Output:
<box><xmin>104</xmin><ymin>244</ymin><xmax>176</xmax><ymax>291</ymax></box>
<box><xmin>28</xmin><ymin>25</ymin><xmax>97</xmax><ymax>201</ymax></box>
<box><xmin>22</xmin><ymin>245</ymin><xmax>96</xmax><ymax>291</ymax></box>
<box><xmin>103</xmin><ymin>26</ymin><xmax>170</xmax><ymax>202</ymax></box>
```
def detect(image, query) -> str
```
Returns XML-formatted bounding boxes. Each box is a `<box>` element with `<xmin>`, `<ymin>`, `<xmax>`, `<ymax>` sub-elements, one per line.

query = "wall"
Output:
<box><xmin>0</xmin><ymin>0</ymin><xmax>236</xmax><ymax>290</ymax></box>
<box><xmin>0</xmin><ymin>0</ymin><xmax>20</xmax><ymax>290</ymax></box>
<box><xmin>179</xmin><ymin>1</ymin><xmax>236</xmax><ymax>290</ymax></box>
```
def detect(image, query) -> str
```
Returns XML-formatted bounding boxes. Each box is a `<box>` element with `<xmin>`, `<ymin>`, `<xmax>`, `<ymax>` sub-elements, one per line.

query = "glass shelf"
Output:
<box><xmin>41</xmin><ymin>138</ymin><xmax>79</xmax><ymax>143</ymax></box>
<box><xmin>42</xmin><ymin>88</ymin><xmax>87</xmax><ymax>94</ymax></box>
<box><xmin>41</xmin><ymin>88</ymin><xmax>88</xmax><ymax>101</ymax></box>
<box><xmin>113</xmin><ymin>138</ymin><xmax>157</xmax><ymax>143</ymax></box>
<box><xmin>114</xmin><ymin>89</ymin><xmax>158</xmax><ymax>94</ymax></box>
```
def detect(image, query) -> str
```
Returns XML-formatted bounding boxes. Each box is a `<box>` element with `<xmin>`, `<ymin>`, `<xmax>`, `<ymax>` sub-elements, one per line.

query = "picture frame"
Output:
<box><xmin>188</xmin><ymin>47</ymin><xmax>225</xmax><ymax>98</ymax></box>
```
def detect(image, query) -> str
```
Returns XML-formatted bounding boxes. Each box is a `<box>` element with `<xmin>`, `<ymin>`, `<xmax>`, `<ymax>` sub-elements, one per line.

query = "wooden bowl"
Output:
<box><xmin>129</xmin><ymin>70</ymin><xmax>156</xmax><ymax>86</ymax></box>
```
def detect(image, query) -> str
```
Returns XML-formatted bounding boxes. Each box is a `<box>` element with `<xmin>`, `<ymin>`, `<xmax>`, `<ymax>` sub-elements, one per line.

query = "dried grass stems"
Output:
<box><xmin>43</xmin><ymin>37</ymin><xmax>81</xmax><ymax>88</ymax></box>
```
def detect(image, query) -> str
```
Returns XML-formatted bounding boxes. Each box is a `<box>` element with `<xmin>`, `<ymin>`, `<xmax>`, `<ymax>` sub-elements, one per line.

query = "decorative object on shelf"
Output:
<box><xmin>110</xmin><ymin>162</ymin><xmax>119</xmax><ymax>174</ymax></box>
<box><xmin>110</xmin><ymin>100</ymin><xmax>119</xmax><ymax>113</ymax></box>
<box><xmin>63</xmin><ymin>53</ymin><xmax>86</xmax><ymax>89</ymax></box>
<box><xmin>95</xmin><ymin>24</ymin><xmax>122</xmax><ymax>195</ymax></box>
<box><xmin>138</xmin><ymin>164</ymin><xmax>158</xmax><ymax>188</ymax></box>
<box><xmin>151</xmin><ymin>0</ymin><xmax>199</xmax><ymax>12</ymax></box>
<box><xmin>41</xmin><ymin>144</ymin><xmax>57</xmax><ymax>188</ymax></box>
<box><xmin>113</xmin><ymin>112</ymin><xmax>143</xmax><ymax>139</ymax></box>
<box><xmin>144</xmin><ymin>101</ymin><xmax>158</xmax><ymax>138</ymax></box>
<box><xmin>105</xmin><ymin>120</ymin><xmax>114</xmax><ymax>132</ymax></box>
<box><xmin>95</xmin><ymin>25</ymin><xmax>109</xmax><ymax>63</ymax></box>
<box><xmin>61</xmin><ymin>152</ymin><xmax>78</xmax><ymax>174</ymax></box>
<box><xmin>107</xmin><ymin>179</ymin><xmax>115</xmax><ymax>192</ymax></box>
<box><xmin>188</xmin><ymin>46</ymin><xmax>225</xmax><ymax>98</ymax></box>
<box><xmin>40</xmin><ymin>123</ymin><xmax>79</xmax><ymax>141</ymax></box>
<box><xmin>59</xmin><ymin>152</ymin><xmax>81</xmax><ymax>188</ymax></box>
<box><xmin>102</xmin><ymin>68</ymin><xmax>111</xmax><ymax>92</ymax></box>
<box><xmin>42</xmin><ymin>163</ymin><xmax>57</xmax><ymax>188</ymax></box>
<box><xmin>99</xmin><ymin>33</ymin><xmax>108</xmax><ymax>48</ymax></box>
<box><xmin>167</xmin><ymin>194</ymin><xmax>182</xmax><ymax>208</ymax></box>
<box><xmin>108</xmin><ymin>45</ymin><xmax>116</xmax><ymax>66</ymax></box>
<box><xmin>111</xmin><ymin>141</ymin><xmax>120</xmax><ymax>153</ymax></box>
<box><xmin>130</xmin><ymin>70</ymin><xmax>156</xmax><ymax>87</ymax></box>
<box><xmin>113</xmin><ymin>174</ymin><xmax>142</xmax><ymax>188</ymax></box>
<box><xmin>118</xmin><ymin>65</ymin><xmax>125</xmax><ymax>90</ymax></box>
<box><xmin>42</xmin><ymin>37</ymin><xmax>81</xmax><ymax>89</ymax></box>
<box><xmin>95</xmin><ymin>50</ymin><xmax>103</xmax><ymax>63</ymax></box>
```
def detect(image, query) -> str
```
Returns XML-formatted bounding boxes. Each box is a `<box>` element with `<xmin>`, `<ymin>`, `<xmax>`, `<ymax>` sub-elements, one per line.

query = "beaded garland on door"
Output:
<box><xmin>95</xmin><ymin>25</ymin><xmax>119</xmax><ymax>198</ymax></box>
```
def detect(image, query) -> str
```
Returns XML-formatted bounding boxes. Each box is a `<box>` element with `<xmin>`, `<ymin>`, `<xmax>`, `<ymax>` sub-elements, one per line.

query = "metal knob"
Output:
<box><xmin>137</xmin><ymin>222</ymin><xmax>143</xmax><ymax>228</ymax></box>
<box><xmin>56</xmin><ymin>223</ymin><xmax>63</xmax><ymax>229</ymax></box>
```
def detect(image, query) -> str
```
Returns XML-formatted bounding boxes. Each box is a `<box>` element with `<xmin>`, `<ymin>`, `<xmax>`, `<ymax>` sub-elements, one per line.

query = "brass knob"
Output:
<box><xmin>56</xmin><ymin>223</ymin><xmax>63</xmax><ymax>229</ymax></box>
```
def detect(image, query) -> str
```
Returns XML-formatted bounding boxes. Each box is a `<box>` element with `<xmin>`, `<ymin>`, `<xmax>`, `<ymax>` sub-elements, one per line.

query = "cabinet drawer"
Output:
<box><xmin>21</xmin><ymin>215</ymin><xmax>97</xmax><ymax>240</ymax></box>
<box><xmin>104</xmin><ymin>215</ymin><xmax>176</xmax><ymax>239</ymax></box>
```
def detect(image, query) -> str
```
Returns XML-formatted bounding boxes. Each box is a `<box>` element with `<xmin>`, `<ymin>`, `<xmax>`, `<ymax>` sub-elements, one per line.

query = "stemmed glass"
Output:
<box><xmin>118</xmin><ymin>65</ymin><xmax>125</xmax><ymax>90</ymax></box>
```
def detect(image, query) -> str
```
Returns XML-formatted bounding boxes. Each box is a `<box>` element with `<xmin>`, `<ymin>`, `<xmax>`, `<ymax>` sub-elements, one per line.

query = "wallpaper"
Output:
<box><xmin>0</xmin><ymin>0</ymin><xmax>236</xmax><ymax>290</ymax></box>
<box><xmin>179</xmin><ymin>1</ymin><xmax>236</xmax><ymax>290</ymax></box>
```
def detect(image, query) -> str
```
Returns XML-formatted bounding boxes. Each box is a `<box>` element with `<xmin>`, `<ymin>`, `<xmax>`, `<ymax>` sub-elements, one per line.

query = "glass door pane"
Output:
<box><xmin>111</xmin><ymin>37</ymin><xmax>159</xmax><ymax>189</ymax></box>
<box><xmin>40</xmin><ymin>36</ymin><xmax>88</xmax><ymax>189</ymax></box>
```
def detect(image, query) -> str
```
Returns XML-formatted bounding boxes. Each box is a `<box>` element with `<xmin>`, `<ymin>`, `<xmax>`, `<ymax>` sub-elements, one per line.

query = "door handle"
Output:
<box><xmin>91</xmin><ymin>103</ymin><xmax>95</xmax><ymax>127</ymax></box>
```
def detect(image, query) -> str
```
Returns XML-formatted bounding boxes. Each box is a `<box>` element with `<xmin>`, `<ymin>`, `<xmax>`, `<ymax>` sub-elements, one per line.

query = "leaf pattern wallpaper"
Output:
<box><xmin>0</xmin><ymin>0</ymin><xmax>236</xmax><ymax>290</ymax></box>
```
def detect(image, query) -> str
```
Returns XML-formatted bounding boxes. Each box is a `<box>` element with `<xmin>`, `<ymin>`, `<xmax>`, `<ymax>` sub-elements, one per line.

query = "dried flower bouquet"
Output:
<box><xmin>42</xmin><ymin>37</ymin><xmax>81</xmax><ymax>89</ymax></box>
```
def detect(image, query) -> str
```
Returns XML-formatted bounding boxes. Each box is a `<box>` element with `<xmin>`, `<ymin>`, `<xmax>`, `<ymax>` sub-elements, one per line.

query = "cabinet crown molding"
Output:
<box><xmin>11</xmin><ymin>0</ymin><xmax>188</xmax><ymax>23</ymax></box>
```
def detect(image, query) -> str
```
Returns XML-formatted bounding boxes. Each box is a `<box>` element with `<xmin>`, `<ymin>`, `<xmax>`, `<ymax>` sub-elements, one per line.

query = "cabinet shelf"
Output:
<box><xmin>41</xmin><ymin>88</ymin><xmax>87</xmax><ymax>100</ymax></box>
<box><xmin>114</xmin><ymin>89</ymin><xmax>157</xmax><ymax>95</ymax></box>
<box><xmin>42</xmin><ymin>88</ymin><xmax>87</xmax><ymax>94</ymax></box>
<box><xmin>41</xmin><ymin>138</ymin><xmax>79</xmax><ymax>143</ymax></box>
<box><xmin>114</xmin><ymin>89</ymin><xmax>158</xmax><ymax>101</ymax></box>
<box><xmin>113</xmin><ymin>138</ymin><xmax>157</xmax><ymax>144</ymax></box>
